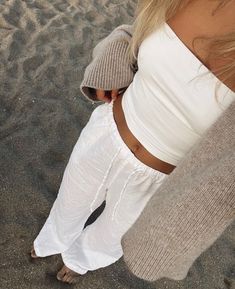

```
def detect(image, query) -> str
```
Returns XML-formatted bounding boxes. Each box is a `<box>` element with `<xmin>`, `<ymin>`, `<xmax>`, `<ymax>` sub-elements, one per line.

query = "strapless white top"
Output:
<box><xmin>121</xmin><ymin>22</ymin><xmax>235</xmax><ymax>166</ymax></box>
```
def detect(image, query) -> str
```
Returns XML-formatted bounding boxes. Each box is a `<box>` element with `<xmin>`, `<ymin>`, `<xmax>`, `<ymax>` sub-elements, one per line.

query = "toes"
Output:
<box><xmin>63</xmin><ymin>274</ymin><xmax>79</xmax><ymax>284</ymax></box>
<box><xmin>30</xmin><ymin>248</ymin><xmax>39</xmax><ymax>259</ymax></box>
<box><xmin>65</xmin><ymin>270</ymin><xmax>78</xmax><ymax>284</ymax></box>
<box><xmin>62</xmin><ymin>274</ymin><xmax>72</xmax><ymax>284</ymax></box>
<box><xmin>61</xmin><ymin>267</ymin><xmax>73</xmax><ymax>282</ymax></box>
<box><xmin>57</xmin><ymin>266</ymin><xmax>67</xmax><ymax>281</ymax></box>
<box><xmin>67</xmin><ymin>276</ymin><xmax>77</xmax><ymax>284</ymax></box>
<box><xmin>61</xmin><ymin>268</ymin><xmax>70</xmax><ymax>282</ymax></box>
<box><xmin>57</xmin><ymin>265</ymin><xmax>80</xmax><ymax>284</ymax></box>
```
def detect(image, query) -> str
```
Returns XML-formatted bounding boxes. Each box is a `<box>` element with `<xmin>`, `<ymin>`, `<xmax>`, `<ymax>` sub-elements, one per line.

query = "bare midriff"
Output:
<box><xmin>112</xmin><ymin>94</ymin><xmax>176</xmax><ymax>175</ymax></box>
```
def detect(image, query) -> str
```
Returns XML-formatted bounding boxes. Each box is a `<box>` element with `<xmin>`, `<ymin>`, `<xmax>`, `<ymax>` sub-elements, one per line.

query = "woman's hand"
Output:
<box><xmin>96</xmin><ymin>89</ymin><xmax>119</xmax><ymax>103</ymax></box>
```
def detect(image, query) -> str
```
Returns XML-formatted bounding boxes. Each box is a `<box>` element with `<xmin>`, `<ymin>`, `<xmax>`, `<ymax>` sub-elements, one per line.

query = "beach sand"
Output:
<box><xmin>0</xmin><ymin>0</ymin><xmax>234</xmax><ymax>288</ymax></box>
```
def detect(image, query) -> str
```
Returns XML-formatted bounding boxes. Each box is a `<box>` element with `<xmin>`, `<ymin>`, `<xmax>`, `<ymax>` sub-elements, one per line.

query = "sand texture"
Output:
<box><xmin>0</xmin><ymin>0</ymin><xmax>234</xmax><ymax>288</ymax></box>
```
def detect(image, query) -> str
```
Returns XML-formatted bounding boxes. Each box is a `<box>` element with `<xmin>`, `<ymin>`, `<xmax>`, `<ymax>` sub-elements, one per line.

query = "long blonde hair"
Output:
<box><xmin>128</xmin><ymin>0</ymin><xmax>235</xmax><ymax>93</ymax></box>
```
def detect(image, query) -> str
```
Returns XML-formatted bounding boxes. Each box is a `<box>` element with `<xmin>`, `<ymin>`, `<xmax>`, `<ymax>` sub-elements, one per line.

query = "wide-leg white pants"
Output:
<box><xmin>33</xmin><ymin>100</ymin><xmax>168</xmax><ymax>274</ymax></box>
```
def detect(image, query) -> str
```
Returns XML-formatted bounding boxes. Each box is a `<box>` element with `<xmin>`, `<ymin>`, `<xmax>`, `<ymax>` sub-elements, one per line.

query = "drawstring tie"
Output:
<box><xmin>90</xmin><ymin>147</ymin><xmax>122</xmax><ymax>213</ymax></box>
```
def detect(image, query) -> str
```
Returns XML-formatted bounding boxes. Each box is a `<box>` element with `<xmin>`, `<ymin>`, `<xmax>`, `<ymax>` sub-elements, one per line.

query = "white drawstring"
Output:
<box><xmin>111</xmin><ymin>169</ymin><xmax>141</xmax><ymax>222</ymax></box>
<box><xmin>90</xmin><ymin>147</ymin><xmax>122</xmax><ymax>213</ymax></box>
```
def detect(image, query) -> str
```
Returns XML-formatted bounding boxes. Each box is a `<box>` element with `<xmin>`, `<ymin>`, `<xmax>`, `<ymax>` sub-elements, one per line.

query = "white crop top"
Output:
<box><xmin>122</xmin><ymin>22</ymin><xmax>235</xmax><ymax>166</ymax></box>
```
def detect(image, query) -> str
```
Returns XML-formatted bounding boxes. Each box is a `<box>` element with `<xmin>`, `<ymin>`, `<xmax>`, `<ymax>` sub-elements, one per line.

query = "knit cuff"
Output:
<box><xmin>80</xmin><ymin>40</ymin><xmax>135</xmax><ymax>103</ymax></box>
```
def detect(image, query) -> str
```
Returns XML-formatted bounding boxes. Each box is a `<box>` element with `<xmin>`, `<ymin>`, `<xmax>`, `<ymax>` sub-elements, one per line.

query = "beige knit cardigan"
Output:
<box><xmin>80</xmin><ymin>24</ymin><xmax>235</xmax><ymax>281</ymax></box>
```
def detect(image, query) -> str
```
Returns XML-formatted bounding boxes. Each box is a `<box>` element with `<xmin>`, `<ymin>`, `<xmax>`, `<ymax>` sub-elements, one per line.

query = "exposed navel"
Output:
<box><xmin>131</xmin><ymin>143</ymin><xmax>141</xmax><ymax>154</ymax></box>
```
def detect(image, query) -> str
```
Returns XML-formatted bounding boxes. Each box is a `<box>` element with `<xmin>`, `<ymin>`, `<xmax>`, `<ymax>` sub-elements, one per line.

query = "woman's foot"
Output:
<box><xmin>57</xmin><ymin>265</ymin><xmax>80</xmax><ymax>284</ymax></box>
<box><xmin>30</xmin><ymin>247</ymin><xmax>39</xmax><ymax>259</ymax></box>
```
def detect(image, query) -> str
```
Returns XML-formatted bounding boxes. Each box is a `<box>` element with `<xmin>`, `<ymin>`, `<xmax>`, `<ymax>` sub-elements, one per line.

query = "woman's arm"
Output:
<box><xmin>121</xmin><ymin>99</ymin><xmax>235</xmax><ymax>281</ymax></box>
<box><xmin>80</xmin><ymin>24</ymin><xmax>136</xmax><ymax>104</ymax></box>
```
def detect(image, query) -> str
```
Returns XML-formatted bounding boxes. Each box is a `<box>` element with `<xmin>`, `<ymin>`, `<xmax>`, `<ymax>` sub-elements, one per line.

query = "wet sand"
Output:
<box><xmin>0</xmin><ymin>0</ymin><xmax>234</xmax><ymax>288</ymax></box>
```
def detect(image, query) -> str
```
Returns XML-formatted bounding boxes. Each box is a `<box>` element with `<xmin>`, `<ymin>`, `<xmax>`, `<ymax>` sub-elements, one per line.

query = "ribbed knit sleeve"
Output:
<box><xmin>80</xmin><ymin>24</ymin><xmax>136</xmax><ymax>103</ymax></box>
<box><xmin>121</xmin><ymin>99</ymin><xmax>235</xmax><ymax>281</ymax></box>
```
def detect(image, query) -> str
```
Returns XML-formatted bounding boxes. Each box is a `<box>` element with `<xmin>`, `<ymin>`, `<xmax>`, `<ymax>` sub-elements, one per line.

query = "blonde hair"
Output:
<box><xmin>128</xmin><ymin>0</ymin><xmax>235</xmax><ymax>103</ymax></box>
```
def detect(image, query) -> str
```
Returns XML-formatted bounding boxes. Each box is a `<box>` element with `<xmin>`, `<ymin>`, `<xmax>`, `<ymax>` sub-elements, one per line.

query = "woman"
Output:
<box><xmin>30</xmin><ymin>0</ymin><xmax>235</xmax><ymax>284</ymax></box>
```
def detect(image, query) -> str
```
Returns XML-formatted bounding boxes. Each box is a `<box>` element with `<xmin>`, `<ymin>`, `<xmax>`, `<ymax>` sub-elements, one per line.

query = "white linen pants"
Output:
<box><xmin>34</xmin><ymin>100</ymin><xmax>168</xmax><ymax>274</ymax></box>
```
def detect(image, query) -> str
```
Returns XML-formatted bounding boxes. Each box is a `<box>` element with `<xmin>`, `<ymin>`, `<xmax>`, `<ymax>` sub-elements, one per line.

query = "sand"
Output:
<box><xmin>0</xmin><ymin>0</ymin><xmax>234</xmax><ymax>288</ymax></box>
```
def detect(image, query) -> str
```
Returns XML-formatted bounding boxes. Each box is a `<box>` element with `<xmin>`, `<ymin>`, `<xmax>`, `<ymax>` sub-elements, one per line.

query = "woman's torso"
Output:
<box><xmin>113</xmin><ymin>0</ymin><xmax>235</xmax><ymax>175</ymax></box>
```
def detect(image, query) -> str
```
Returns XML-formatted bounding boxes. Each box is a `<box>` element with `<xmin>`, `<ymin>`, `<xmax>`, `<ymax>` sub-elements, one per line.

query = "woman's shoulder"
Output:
<box><xmin>167</xmin><ymin>0</ymin><xmax>235</xmax><ymax>92</ymax></box>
